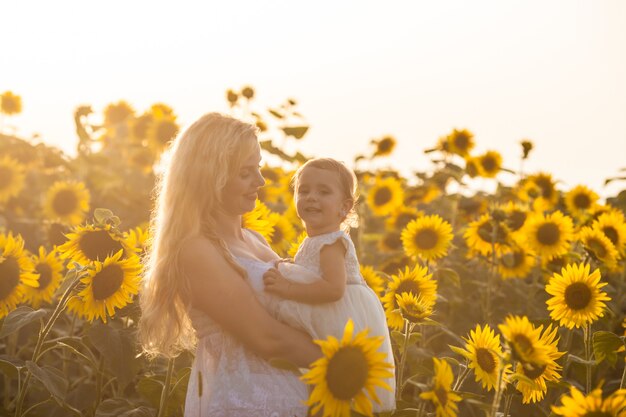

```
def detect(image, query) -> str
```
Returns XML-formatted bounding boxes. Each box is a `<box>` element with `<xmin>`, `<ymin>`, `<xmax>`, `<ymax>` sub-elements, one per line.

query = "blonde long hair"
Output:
<box><xmin>139</xmin><ymin>112</ymin><xmax>258</xmax><ymax>358</ymax></box>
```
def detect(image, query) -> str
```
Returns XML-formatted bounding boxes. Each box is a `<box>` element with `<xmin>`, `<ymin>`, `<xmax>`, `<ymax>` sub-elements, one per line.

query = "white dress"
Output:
<box><xmin>184</xmin><ymin>255</ymin><xmax>309</xmax><ymax>417</ymax></box>
<box><xmin>269</xmin><ymin>230</ymin><xmax>396</xmax><ymax>412</ymax></box>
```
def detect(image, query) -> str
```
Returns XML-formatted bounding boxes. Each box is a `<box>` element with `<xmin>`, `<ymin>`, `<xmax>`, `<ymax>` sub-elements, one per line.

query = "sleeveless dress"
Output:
<box><xmin>268</xmin><ymin>230</ymin><xmax>396</xmax><ymax>412</ymax></box>
<box><xmin>184</xmin><ymin>255</ymin><xmax>309</xmax><ymax>417</ymax></box>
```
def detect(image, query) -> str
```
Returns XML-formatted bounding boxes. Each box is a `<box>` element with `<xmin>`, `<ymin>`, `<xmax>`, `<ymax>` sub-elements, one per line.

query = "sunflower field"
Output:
<box><xmin>1</xmin><ymin>87</ymin><xmax>626</xmax><ymax>417</ymax></box>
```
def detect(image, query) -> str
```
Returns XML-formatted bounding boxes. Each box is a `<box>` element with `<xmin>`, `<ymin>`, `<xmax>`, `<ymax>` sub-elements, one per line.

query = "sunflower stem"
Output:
<box><xmin>502</xmin><ymin>393</ymin><xmax>513</xmax><ymax>417</ymax></box>
<box><xmin>156</xmin><ymin>357</ymin><xmax>175</xmax><ymax>417</ymax></box>
<box><xmin>583</xmin><ymin>323</ymin><xmax>592</xmax><ymax>394</ymax></box>
<box><xmin>489</xmin><ymin>360</ymin><xmax>505</xmax><ymax>417</ymax></box>
<box><xmin>621</xmin><ymin>355</ymin><xmax>626</xmax><ymax>390</ymax></box>
<box><xmin>452</xmin><ymin>362</ymin><xmax>470</xmax><ymax>392</ymax></box>
<box><xmin>396</xmin><ymin>320</ymin><xmax>411</xmax><ymax>401</ymax></box>
<box><xmin>13</xmin><ymin>274</ymin><xmax>81</xmax><ymax>417</ymax></box>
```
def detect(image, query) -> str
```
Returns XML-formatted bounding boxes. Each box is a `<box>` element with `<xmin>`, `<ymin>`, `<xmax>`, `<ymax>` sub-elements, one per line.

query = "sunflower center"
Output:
<box><xmin>586</xmin><ymin>238</ymin><xmax>607</xmax><ymax>258</ymax></box>
<box><xmin>35</xmin><ymin>263</ymin><xmax>53</xmax><ymax>290</ymax></box>
<box><xmin>502</xmin><ymin>251</ymin><xmax>524</xmax><ymax>269</ymax></box>
<box><xmin>522</xmin><ymin>362</ymin><xmax>546</xmax><ymax>380</ymax></box>
<box><xmin>374</xmin><ymin>187</ymin><xmax>392</xmax><ymax>206</ymax></box>
<box><xmin>378</xmin><ymin>138</ymin><xmax>394</xmax><ymax>153</ymax></box>
<box><xmin>384</xmin><ymin>233</ymin><xmax>402</xmax><ymax>250</ymax></box>
<box><xmin>536</xmin><ymin>223</ymin><xmax>560</xmax><ymax>246</ymax></box>
<box><xmin>414</xmin><ymin>228</ymin><xmax>438</xmax><ymax>250</ymax></box>
<box><xmin>573</xmin><ymin>193</ymin><xmax>591</xmax><ymax>210</ymax></box>
<box><xmin>454</xmin><ymin>133</ymin><xmax>469</xmax><ymax>151</ymax></box>
<box><xmin>477</xmin><ymin>220</ymin><xmax>506</xmax><ymax>243</ymax></box>
<box><xmin>52</xmin><ymin>189</ymin><xmax>79</xmax><ymax>216</ymax></box>
<box><xmin>434</xmin><ymin>387</ymin><xmax>448</xmax><ymax>406</ymax></box>
<box><xmin>564</xmin><ymin>282</ymin><xmax>592</xmax><ymax>310</ymax></box>
<box><xmin>394</xmin><ymin>281</ymin><xmax>421</xmax><ymax>308</ymax></box>
<box><xmin>506</xmin><ymin>211</ymin><xmax>527</xmax><ymax>232</ymax></box>
<box><xmin>271</xmin><ymin>226</ymin><xmax>284</xmax><ymax>245</ymax></box>
<box><xmin>602</xmin><ymin>227</ymin><xmax>619</xmax><ymax>246</ymax></box>
<box><xmin>512</xmin><ymin>334</ymin><xmax>534</xmax><ymax>358</ymax></box>
<box><xmin>78</xmin><ymin>230</ymin><xmax>125</xmax><ymax>261</ymax></box>
<box><xmin>0</xmin><ymin>166</ymin><xmax>13</xmax><ymax>190</ymax></box>
<box><xmin>475</xmin><ymin>348</ymin><xmax>496</xmax><ymax>373</ymax></box>
<box><xmin>0</xmin><ymin>257</ymin><xmax>20</xmax><ymax>299</ymax></box>
<box><xmin>325</xmin><ymin>346</ymin><xmax>369</xmax><ymax>400</ymax></box>
<box><xmin>580</xmin><ymin>412</ymin><xmax>612</xmax><ymax>417</ymax></box>
<box><xmin>91</xmin><ymin>264</ymin><xmax>125</xmax><ymax>300</ymax></box>
<box><xmin>535</xmin><ymin>177</ymin><xmax>554</xmax><ymax>199</ymax></box>
<box><xmin>155</xmin><ymin>121</ymin><xmax>178</xmax><ymax>144</ymax></box>
<box><xmin>481</xmin><ymin>156</ymin><xmax>497</xmax><ymax>172</ymax></box>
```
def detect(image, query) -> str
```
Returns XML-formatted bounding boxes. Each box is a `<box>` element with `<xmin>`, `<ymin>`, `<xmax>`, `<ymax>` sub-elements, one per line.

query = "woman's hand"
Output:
<box><xmin>263</xmin><ymin>268</ymin><xmax>292</xmax><ymax>298</ymax></box>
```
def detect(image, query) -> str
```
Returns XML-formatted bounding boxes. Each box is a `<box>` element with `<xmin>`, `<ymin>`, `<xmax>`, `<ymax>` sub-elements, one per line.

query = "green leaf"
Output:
<box><xmin>433</xmin><ymin>268</ymin><xmax>461</xmax><ymax>287</ymax></box>
<box><xmin>26</xmin><ymin>361</ymin><xmax>67</xmax><ymax>402</ymax></box>
<box><xmin>136</xmin><ymin>376</ymin><xmax>163</xmax><ymax>408</ymax></box>
<box><xmin>0</xmin><ymin>356</ymin><xmax>22</xmax><ymax>379</ymax></box>
<box><xmin>87</xmin><ymin>324</ymin><xmax>138</xmax><ymax>390</ymax></box>
<box><xmin>282</xmin><ymin>126</ymin><xmax>309</xmax><ymax>139</ymax></box>
<box><xmin>0</xmin><ymin>306</ymin><xmax>46</xmax><ymax>338</ymax></box>
<box><xmin>95</xmin><ymin>398</ymin><xmax>154</xmax><ymax>417</ymax></box>
<box><xmin>449</xmin><ymin>345</ymin><xmax>468</xmax><ymax>358</ymax></box>
<box><xmin>593</xmin><ymin>331</ymin><xmax>624</xmax><ymax>366</ymax></box>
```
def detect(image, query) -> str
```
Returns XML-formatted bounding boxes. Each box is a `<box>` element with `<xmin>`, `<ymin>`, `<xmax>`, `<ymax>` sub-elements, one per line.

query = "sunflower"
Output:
<box><xmin>379</xmin><ymin>231</ymin><xmax>403</xmax><ymax>253</ymax></box>
<box><xmin>0</xmin><ymin>156</ymin><xmax>26</xmax><ymax>203</ymax></box>
<box><xmin>404</xmin><ymin>183</ymin><xmax>440</xmax><ymax>206</ymax></box>
<box><xmin>67</xmin><ymin>251</ymin><xmax>141</xmax><ymax>323</ymax></box>
<box><xmin>501</xmin><ymin>202</ymin><xmax>529</xmax><ymax>244</ymax></box>
<box><xmin>526</xmin><ymin>173</ymin><xmax>559</xmax><ymax>211</ymax></box>
<box><xmin>578</xmin><ymin>227</ymin><xmax>620</xmax><ymax>270</ymax></box>
<box><xmin>125</xmin><ymin>226</ymin><xmax>150</xmax><ymax>256</ymax></box>
<box><xmin>443</xmin><ymin>128</ymin><xmax>475</xmax><ymax>157</ymax></box>
<box><xmin>0</xmin><ymin>91</ymin><xmax>22</xmax><ymax>115</ymax></box>
<box><xmin>498</xmin><ymin>247</ymin><xmax>536</xmax><ymax>279</ymax></box>
<box><xmin>498</xmin><ymin>315</ymin><xmax>551</xmax><ymax>367</ymax></box>
<box><xmin>593</xmin><ymin>211</ymin><xmax>626</xmax><ymax>257</ymax></box>
<box><xmin>103</xmin><ymin>100</ymin><xmax>135</xmax><ymax>126</ymax></box>
<box><xmin>523</xmin><ymin>211</ymin><xmax>574</xmax><ymax>260</ymax></box>
<box><xmin>268</xmin><ymin>214</ymin><xmax>297</xmax><ymax>257</ymax></box>
<box><xmin>43</xmin><ymin>181</ymin><xmax>91</xmax><ymax>226</ymax></box>
<box><xmin>552</xmin><ymin>385</ymin><xmax>626</xmax><ymax>417</ymax></box>
<box><xmin>366</xmin><ymin>176</ymin><xmax>404</xmax><ymax>217</ymax></box>
<box><xmin>476</xmin><ymin>150</ymin><xmax>502</xmax><ymax>178</ymax></box>
<box><xmin>395</xmin><ymin>292</ymin><xmax>433</xmax><ymax>324</ymax></box>
<box><xmin>372</xmin><ymin>135</ymin><xmax>397</xmax><ymax>157</ymax></box>
<box><xmin>420</xmin><ymin>357</ymin><xmax>462</xmax><ymax>417</ymax></box>
<box><xmin>464</xmin><ymin>214</ymin><xmax>508</xmax><ymax>256</ymax></box>
<box><xmin>382</xmin><ymin>265</ymin><xmax>437</xmax><ymax>330</ymax></box>
<box><xmin>287</xmin><ymin>231</ymin><xmax>307</xmax><ymax>258</ymax></box>
<box><xmin>380</xmin><ymin>255</ymin><xmax>412</xmax><ymax>276</ymax></box>
<box><xmin>453</xmin><ymin>324</ymin><xmax>507</xmax><ymax>391</ymax></box>
<box><xmin>546</xmin><ymin>263</ymin><xmax>610</xmax><ymax>329</ymax></box>
<box><xmin>385</xmin><ymin>206</ymin><xmax>422</xmax><ymax>231</ymax></box>
<box><xmin>464</xmin><ymin>156</ymin><xmax>481</xmax><ymax>178</ymax></box>
<box><xmin>564</xmin><ymin>185</ymin><xmax>599</xmax><ymax>221</ymax></box>
<box><xmin>57</xmin><ymin>224</ymin><xmax>132</xmax><ymax>265</ymax></box>
<box><xmin>148</xmin><ymin>109</ymin><xmax>179</xmax><ymax>152</ymax></box>
<box><xmin>360</xmin><ymin>265</ymin><xmax>386</xmax><ymax>297</ymax></box>
<box><xmin>401</xmin><ymin>215</ymin><xmax>453</xmax><ymax>262</ymax></box>
<box><xmin>301</xmin><ymin>319</ymin><xmax>394</xmax><ymax>417</ymax></box>
<box><xmin>515</xmin><ymin>324</ymin><xmax>564</xmax><ymax>403</ymax></box>
<box><xmin>22</xmin><ymin>247</ymin><xmax>64</xmax><ymax>308</ymax></box>
<box><xmin>242</xmin><ymin>200</ymin><xmax>278</xmax><ymax>242</ymax></box>
<box><xmin>0</xmin><ymin>233</ymin><xmax>39</xmax><ymax>318</ymax></box>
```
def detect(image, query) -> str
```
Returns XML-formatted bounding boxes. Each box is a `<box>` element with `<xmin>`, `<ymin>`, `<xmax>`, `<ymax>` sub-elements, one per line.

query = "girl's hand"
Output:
<box><xmin>263</xmin><ymin>268</ymin><xmax>291</xmax><ymax>298</ymax></box>
<box><xmin>273</xmin><ymin>257</ymin><xmax>294</xmax><ymax>267</ymax></box>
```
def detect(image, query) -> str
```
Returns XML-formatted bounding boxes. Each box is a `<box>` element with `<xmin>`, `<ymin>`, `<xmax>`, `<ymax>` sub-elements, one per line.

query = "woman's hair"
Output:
<box><xmin>292</xmin><ymin>157</ymin><xmax>359</xmax><ymax>230</ymax></box>
<box><xmin>139</xmin><ymin>112</ymin><xmax>258</xmax><ymax>358</ymax></box>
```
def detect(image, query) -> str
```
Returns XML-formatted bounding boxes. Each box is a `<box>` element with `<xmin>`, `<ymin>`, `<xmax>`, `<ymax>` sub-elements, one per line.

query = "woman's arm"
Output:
<box><xmin>264</xmin><ymin>240</ymin><xmax>347</xmax><ymax>304</ymax></box>
<box><xmin>180</xmin><ymin>237</ymin><xmax>321</xmax><ymax>367</ymax></box>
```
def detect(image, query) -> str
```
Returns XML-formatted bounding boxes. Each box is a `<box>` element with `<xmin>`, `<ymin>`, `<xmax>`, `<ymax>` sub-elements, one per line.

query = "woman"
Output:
<box><xmin>139</xmin><ymin>112</ymin><xmax>320</xmax><ymax>416</ymax></box>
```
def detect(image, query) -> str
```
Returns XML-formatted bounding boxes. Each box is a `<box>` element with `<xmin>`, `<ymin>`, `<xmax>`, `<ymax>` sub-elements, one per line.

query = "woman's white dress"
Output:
<box><xmin>184</xmin><ymin>255</ymin><xmax>309</xmax><ymax>417</ymax></box>
<box><xmin>268</xmin><ymin>230</ymin><xmax>396</xmax><ymax>412</ymax></box>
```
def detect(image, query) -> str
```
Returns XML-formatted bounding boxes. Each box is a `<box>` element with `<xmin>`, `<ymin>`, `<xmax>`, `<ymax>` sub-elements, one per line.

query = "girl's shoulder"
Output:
<box><xmin>303</xmin><ymin>230</ymin><xmax>353</xmax><ymax>252</ymax></box>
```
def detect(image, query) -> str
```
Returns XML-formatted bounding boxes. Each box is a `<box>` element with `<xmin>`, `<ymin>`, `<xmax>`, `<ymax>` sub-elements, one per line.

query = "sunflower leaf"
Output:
<box><xmin>26</xmin><ymin>361</ymin><xmax>67</xmax><ymax>402</ymax></box>
<box><xmin>95</xmin><ymin>398</ymin><xmax>154</xmax><ymax>417</ymax></box>
<box><xmin>448</xmin><ymin>345</ymin><xmax>468</xmax><ymax>358</ymax></box>
<box><xmin>593</xmin><ymin>331</ymin><xmax>624</xmax><ymax>366</ymax></box>
<box><xmin>282</xmin><ymin>126</ymin><xmax>309</xmax><ymax>139</ymax></box>
<box><xmin>268</xmin><ymin>358</ymin><xmax>302</xmax><ymax>375</ymax></box>
<box><xmin>0</xmin><ymin>306</ymin><xmax>46</xmax><ymax>338</ymax></box>
<box><xmin>0</xmin><ymin>356</ymin><xmax>22</xmax><ymax>379</ymax></box>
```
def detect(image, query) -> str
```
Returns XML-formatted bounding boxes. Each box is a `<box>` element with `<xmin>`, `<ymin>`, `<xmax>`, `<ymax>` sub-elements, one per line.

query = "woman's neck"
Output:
<box><xmin>213</xmin><ymin>211</ymin><xmax>245</xmax><ymax>242</ymax></box>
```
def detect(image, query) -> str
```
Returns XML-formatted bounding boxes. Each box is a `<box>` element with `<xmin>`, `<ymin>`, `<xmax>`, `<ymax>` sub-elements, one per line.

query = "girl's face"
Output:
<box><xmin>295</xmin><ymin>166</ymin><xmax>352</xmax><ymax>236</ymax></box>
<box><xmin>220</xmin><ymin>145</ymin><xmax>265</xmax><ymax>216</ymax></box>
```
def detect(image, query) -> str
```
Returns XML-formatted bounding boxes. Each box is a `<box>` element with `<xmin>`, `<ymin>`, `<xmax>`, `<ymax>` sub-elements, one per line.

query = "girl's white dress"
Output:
<box><xmin>184</xmin><ymin>255</ymin><xmax>309</xmax><ymax>417</ymax></box>
<box><xmin>269</xmin><ymin>230</ymin><xmax>396</xmax><ymax>412</ymax></box>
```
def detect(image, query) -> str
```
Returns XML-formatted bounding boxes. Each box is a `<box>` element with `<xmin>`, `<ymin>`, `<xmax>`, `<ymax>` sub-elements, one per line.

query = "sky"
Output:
<box><xmin>2</xmin><ymin>0</ymin><xmax>626</xmax><ymax>198</ymax></box>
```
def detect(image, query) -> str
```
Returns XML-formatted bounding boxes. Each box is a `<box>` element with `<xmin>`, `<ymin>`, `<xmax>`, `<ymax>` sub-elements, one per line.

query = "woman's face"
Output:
<box><xmin>220</xmin><ymin>144</ymin><xmax>265</xmax><ymax>215</ymax></box>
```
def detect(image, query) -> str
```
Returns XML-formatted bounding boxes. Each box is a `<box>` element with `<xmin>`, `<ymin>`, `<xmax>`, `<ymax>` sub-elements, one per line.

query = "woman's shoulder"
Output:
<box><xmin>178</xmin><ymin>236</ymin><xmax>223</xmax><ymax>266</ymax></box>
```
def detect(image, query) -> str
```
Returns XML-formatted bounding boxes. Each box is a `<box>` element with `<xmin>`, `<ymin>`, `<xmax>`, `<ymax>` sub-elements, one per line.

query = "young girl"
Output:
<box><xmin>262</xmin><ymin>157</ymin><xmax>396</xmax><ymax>411</ymax></box>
